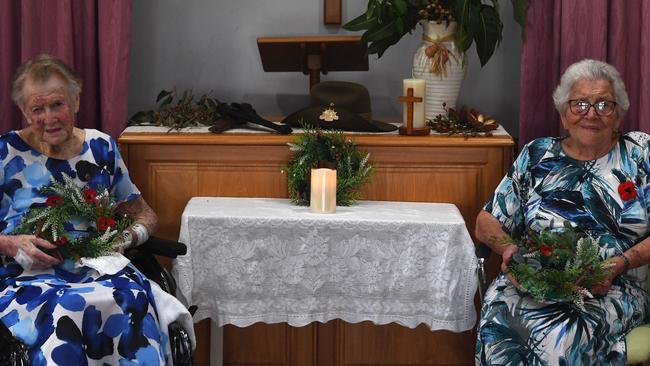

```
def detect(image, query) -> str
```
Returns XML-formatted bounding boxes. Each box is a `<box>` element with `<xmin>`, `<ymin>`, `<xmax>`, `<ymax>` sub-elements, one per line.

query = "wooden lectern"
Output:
<box><xmin>257</xmin><ymin>35</ymin><xmax>368</xmax><ymax>90</ymax></box>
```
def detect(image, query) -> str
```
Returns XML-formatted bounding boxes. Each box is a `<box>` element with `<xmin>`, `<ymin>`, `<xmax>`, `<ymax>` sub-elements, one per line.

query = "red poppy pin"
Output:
<box><xmin>618</xmin><ymin>181</ymin><xmax>637</xmax><ymax>202</ymax></box>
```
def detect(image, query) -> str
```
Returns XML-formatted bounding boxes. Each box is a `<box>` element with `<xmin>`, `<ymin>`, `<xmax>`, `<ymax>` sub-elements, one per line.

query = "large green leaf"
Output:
<box><xmin>393</xmin><ymin>0</ymin><xmax>408</xmax><ymax>15</ymax></box>
<box><xmin>396</xmin><ymin>16</ymin><xmax>405</xmax><ymax>35</ymax></box>
<box><xmin>510</xmin><ymin>0</ymin><xmax>528</xmax><ymax>28</ymax></box>
<box><xmin>159</xmin><ymin>95</ymin><xmax>173</xmax><ymax>107</ymax></box>
<box><xmin>367</xmin><ymin>0</ymin><xmax>378</xmax><ymax>19</ymax></box>
<box><xmin>343</xmin><ymin>13</ymin><xmax>378</xmax><ymax>31</ymax></box>
<box><xmin>368</xmin><ymin>33</ymin><xmax>402</xmax><ymax>57</ymax></box>
<box><xmin>471</xmin><ymin>5</ymin><xmax>503</xmax><ymax>66</ymax></box>
<box><xmin>128</xmin><ymin>110</ymin><xmax>154</xmax><ymax>125</ymax></box>
<box><xmin>361</xmin><ymin>19</ymin><xmax>398</xmax><ymax>43</ymax></box>
<box><xmin>452</xmin><ymin>0</ymin><xmax>476</xmax><ymax>53</ymax></box>
<box><xmin>156</xmin><ymin>90</ymin><xmax>172</xmax><ymax>103</ymax></box>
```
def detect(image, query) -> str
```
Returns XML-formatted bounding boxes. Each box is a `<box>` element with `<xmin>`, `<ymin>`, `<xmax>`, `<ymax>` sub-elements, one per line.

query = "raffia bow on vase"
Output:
<box><xmin>423</xmin><ymin>33</ymin><xmax>459</xmax><ymax>77</ymax></box>
<box><xmin>412</xmin><ymin>21</ymin><xmax>466</xmax><ymax>121</ymax></box>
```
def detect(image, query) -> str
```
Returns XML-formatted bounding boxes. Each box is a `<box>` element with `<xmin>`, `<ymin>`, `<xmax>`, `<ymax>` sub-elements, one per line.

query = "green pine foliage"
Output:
<box><xmin>507</xmin><ymin>224</ymin><xmax>611</xmax><ymax>307</ymax></box>
<box><xmin>285</xmin><ymin>124</ymin><xmax>374</xmax><ymax>206</ymax></box>
<box><xmin>12</xmin><ymin>173</ymin><xmax>133</xmax><ymax>261</ymax></box>
<box><xmin>128</xmin><ymin>89</ymin><xmax>220</xmax><ymax>131</ymax></box>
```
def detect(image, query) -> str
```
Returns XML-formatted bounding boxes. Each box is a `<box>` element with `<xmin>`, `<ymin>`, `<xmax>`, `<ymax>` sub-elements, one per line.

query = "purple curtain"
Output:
<box><xmin>518</xmin><ymin>0</ymin><xmax>650</xmax><ymax>148</ymax></box>
<box><xmin>0</xmin><ymin>0</ymin><xmax>131</xmax><ymax>138</ymax></box>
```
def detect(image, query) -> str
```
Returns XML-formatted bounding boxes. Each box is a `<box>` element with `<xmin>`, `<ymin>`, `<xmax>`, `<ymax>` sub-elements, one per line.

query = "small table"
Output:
<box><xmin>173</xmin><ymin>197</ymin><xmax>478</xmax><ymax>332</ymax></box>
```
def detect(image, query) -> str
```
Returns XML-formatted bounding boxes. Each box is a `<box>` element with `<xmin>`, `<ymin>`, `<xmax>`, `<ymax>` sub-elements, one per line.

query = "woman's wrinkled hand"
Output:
<box><xmin>590</xmin><ymin>276</ymin><xmax>614</xmax><ymax>296</ymax></box>
<box><xmin>500</xmin><ymin>244</ymin><xmax>519</xmax><ymax>272</ymax></box>
<box><xmin>111</xmin><ymin>229</ymin><xmax>133</xmax><ymax>255</ymax></box>
<box><xmin>590</xmin><ymin>260</ymin><xmax>623</xmax><ymax>296</ymax></box>
<box><xmin>500</xmin><ymin>244</ymin><xmax>523</xmax><ymax>289</ymax></box>
<box><xmin>5</xmin><ymin>235</ymin><xmax>62</xmax><ymax>270</ymax></box>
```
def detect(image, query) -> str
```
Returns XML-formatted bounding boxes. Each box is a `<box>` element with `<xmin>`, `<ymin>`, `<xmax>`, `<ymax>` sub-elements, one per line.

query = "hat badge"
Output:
<box><xmin>319</xmin><ymin>103</ymin><xmax>339</xmax><ymax>122</ymax></box>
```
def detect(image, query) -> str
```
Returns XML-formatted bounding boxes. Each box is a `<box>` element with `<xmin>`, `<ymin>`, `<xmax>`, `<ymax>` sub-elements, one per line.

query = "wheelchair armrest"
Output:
<box><xmin>475</xmin><ymin>242</ymin><xmax>492</xmax><ymax>259</ymax></box>
<box><xmin>124</xmin><ymin>237</ymin><xmax>184</xmax><ymax>294</ymax></box>
<box><xmin>475</xmin><ymin>242</ymin><xmax>493</xmax><ymax>301</ymax></box>
<box><xmin>138</xmin><ymin>236</ymin><xmax>187</xmax><ymax>258</ymax></box>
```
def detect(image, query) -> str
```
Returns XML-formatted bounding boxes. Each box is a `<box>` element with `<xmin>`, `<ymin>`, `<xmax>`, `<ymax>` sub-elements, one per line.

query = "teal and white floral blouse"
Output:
<box><xmin>476</xmin><ymin>131</ymin><xmax>650</xmax><ymax>366</ymax></box>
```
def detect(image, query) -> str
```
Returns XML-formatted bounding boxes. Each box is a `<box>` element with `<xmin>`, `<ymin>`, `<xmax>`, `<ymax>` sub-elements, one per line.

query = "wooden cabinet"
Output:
<box><xmin>118</xmin><ymin>129</ymin><xmax>514</xmax><ymax>366</ymax></box>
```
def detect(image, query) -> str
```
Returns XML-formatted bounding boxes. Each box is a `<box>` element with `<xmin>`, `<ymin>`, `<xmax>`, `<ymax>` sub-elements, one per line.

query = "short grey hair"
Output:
<box><xmin>11</xmin><ymin>54</ymin><xmax>82</xmax><ymax>109</ymax></box>
<box><xmin>552</xmin><ymin>59</ymin><xmax>629</xmax><ymax>115</ymax></box>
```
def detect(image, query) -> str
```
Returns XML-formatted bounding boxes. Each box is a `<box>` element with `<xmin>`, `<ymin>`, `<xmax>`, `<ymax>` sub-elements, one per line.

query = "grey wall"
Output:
<box><xmin>128</xmin><ymin>0</ymin><xmax>522</xmax><ymax>137</ymax></box>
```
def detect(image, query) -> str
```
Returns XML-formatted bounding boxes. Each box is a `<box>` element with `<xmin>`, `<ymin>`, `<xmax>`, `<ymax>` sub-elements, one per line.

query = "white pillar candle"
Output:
<box><xmin>310</xmin><ymin>168</ymin><xmax>336</xmax><ymax>213</ymax></box>
<box><xmin>403</xmin><ymin>78</ymin><xmax>426</xmax><ymax>128</ymax></box>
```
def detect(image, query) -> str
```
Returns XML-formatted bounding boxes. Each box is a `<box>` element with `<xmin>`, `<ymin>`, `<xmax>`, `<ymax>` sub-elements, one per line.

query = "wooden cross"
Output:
<box><xmin>398</xmin><ymin>88</ymin><xmax>423</xmax><ymax>134</ymax></box>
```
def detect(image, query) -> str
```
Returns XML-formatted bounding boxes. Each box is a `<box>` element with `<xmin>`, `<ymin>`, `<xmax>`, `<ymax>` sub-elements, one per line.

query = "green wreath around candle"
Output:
<box><xmin>284</xmin><ymin>125</ymin><xmax>374</xmax><ymax>206</ymax></box>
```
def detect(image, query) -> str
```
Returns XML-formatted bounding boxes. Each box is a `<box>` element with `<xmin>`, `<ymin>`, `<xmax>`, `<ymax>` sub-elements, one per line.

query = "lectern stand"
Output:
<box><xmin>257</xmin><ymin>35</ymin><xmax>368</xmax><ymax>90</ymax></box>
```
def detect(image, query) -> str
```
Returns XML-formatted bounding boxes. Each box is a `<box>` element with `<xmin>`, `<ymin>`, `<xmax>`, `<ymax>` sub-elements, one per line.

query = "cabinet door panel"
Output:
<box><xmin>149</xmin><ymin>163</ymin><xmax>198</xmax><ymax>240</ymax></box>
<box><xmin>317</xmin><ymin>321</ymin><xmax>474</xmax><ymax>366</ymax></box>
<box><xmin>198</xmin><ymin>165</ymin><xmax>287</xmax><ymax>198</ymax></box>
<box><xmin>362</xmin><ymin>166</ymin><xmax>481</xmax><ymax>234</ymax></box>
<box><xmin>224</xmin><ymin>323</ymin><xmax>314</xmax><ymax>366</ymax></box>
<box><xmin>340</xmin><ymin>322</ymin><xmax>475</xmax><ymax>365</ymax></box>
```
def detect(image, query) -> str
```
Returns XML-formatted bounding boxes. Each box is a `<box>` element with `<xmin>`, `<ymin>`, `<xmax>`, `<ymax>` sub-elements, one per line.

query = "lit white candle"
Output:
<box><xmin>310</xmin><ymin>168</ymin><xmax>336</xmax><ymax>213</ymax></box>
<box><xmin>403</xmin><ymin>78</ymin><xmax>426</xmax><ymax>128</ymax></box>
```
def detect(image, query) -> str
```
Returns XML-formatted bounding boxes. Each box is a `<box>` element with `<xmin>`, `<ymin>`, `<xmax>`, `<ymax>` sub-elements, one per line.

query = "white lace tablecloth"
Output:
<box><xmin>172</xmin><ymin>197</ymin><xmax>478</xmax><ymax>332</ymax></box>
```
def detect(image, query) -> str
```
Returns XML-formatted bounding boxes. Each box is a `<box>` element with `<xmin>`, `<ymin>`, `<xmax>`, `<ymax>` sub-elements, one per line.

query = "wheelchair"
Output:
<box><xmin>0</xmin><ymin>236</ymin><xmax>194</xmax><ymax>366</ymax></box>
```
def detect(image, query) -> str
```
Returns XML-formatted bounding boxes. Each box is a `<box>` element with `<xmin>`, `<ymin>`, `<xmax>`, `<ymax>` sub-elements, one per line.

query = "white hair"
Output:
<box><xmin>552</xmin><ymin>59</ymin><xmax>629</xmax><ymax>115</ymax></box>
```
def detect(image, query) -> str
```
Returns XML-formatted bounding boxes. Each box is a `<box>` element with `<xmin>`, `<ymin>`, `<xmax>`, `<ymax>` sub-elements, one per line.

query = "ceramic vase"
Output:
<box><xmin>412</xmin><ymin>21</ymin><xmax>466</xmax><ymax>121</ymax></box>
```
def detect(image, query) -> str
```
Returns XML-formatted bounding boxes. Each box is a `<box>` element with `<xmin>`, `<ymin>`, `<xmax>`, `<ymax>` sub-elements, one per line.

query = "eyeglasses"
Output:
<box><xmin>568</xmin><ymin>99</ymin><xmax>617</xmax><ymax>116</ymax></box>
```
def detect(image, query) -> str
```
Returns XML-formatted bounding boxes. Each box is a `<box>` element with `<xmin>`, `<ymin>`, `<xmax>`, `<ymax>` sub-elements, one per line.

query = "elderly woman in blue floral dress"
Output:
<box><xmin>0</xmin><ymin>54</ymin><xmax>190</xmax><ymax>365</ymax></box>
<box><xmin>475</xmin><ymin>59</ymin><xmax>650</xmax><ymax>365</ymax></box>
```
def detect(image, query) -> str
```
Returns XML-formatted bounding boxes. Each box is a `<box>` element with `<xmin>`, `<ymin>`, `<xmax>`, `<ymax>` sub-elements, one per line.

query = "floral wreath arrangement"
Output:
<box><xmin>426</xmin><ymin>104</ymin><xmax>499</xmax><ymax>137</ymax></box>
<box><xmin>12</xmin><ymin>174</ymin><xmax>133</xmax><ymax>261</ymax></box>
<box><xmin>506</xmin><ymin>223</ymin><xmax>611</xmax><ymax>308</ymax></box>
<box><xmin>285</xmin><ymin>124</ymin><xmax>374</xmax><ymax>206</ymax></box>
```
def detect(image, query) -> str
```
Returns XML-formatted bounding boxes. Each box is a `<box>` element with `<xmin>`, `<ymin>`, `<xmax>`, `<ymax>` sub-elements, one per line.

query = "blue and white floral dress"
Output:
<box><xmin>476</xmin><ymin>131</ymin><xmax>650</xmax><ymax>366</ymax></box>
<box><xmin>0</xmin><ymin>129</ymin><xmax>168</xmax><ymax>365</ymax></box>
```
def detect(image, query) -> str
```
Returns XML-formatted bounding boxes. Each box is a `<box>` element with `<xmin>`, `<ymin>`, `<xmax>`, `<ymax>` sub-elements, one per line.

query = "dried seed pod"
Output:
<box><xmin>425</xmin><ymin>43</ymin><xmax>439</xmax><ymax>57</ymax></box>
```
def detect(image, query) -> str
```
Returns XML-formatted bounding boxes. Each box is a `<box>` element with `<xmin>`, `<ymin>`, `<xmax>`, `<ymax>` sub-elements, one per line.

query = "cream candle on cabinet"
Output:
<box><xmin>310</xmin><ymin>168</ymin><xmax>336</xmax><ymax>213</ymax></box>
<box><xmin>402</xmin><ymin>78</ymin><xmax>426</xmax><ymax>128</ymax></box>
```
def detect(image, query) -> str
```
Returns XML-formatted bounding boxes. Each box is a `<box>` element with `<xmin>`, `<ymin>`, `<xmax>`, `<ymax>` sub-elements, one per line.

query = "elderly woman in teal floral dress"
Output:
<box><xmin>475</xmin><ymin>59</ymin><xmax>650</xmax><ymax>365</ymax></box>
